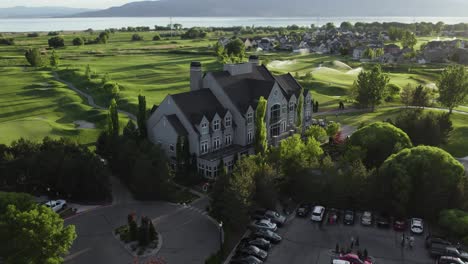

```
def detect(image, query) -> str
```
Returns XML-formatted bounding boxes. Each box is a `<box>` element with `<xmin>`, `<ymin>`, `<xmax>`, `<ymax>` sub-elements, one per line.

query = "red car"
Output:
<box><xmin>340</xmin><ymin>254</ymin><xmax>372</xmax><ymax>264</ymax></box>
<box><xmin>393</xmin><ymin>218</ymin><xmax>407</xmax><ymax>231</ymax></box>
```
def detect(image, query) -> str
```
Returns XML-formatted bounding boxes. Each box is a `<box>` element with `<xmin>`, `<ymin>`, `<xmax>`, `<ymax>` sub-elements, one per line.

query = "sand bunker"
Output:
<box><xmin>268</xmin><ymin>60</ymin><xmax>297</xmax><ymax>68</ymax></box>
<box><xmin>74</xmin><ymin>120</ymin><xmax>96</xmax><ymax>129</ymax></box>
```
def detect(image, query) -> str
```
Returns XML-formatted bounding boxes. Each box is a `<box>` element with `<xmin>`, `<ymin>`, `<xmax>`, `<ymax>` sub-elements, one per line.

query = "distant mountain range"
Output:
<box><xmin>0</xmin><ymin>6</ymin><xmax>97</xmax><ymax>18</ymax></box>
<box><xmin>69</xmin><ymin>0</ymin><xmax>468</xmax><ymax>17</ymax></box>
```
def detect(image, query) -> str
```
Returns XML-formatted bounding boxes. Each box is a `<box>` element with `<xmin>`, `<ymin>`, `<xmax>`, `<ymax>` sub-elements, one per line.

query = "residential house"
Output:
<box><xmin>147</xmin><ymin>56</ymin><xmax>313</xmax><ymax>179</ymax></box>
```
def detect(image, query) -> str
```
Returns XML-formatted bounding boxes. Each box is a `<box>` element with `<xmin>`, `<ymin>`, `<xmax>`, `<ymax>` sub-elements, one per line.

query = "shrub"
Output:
<box><xmin>48</xmin><ymin>36</ymin><xmax>65</xmax><ymax>48</ymax></box>
<box><xmin>27</xmin><ymin>32</ymin><xmax>39</xmax><ymax>37</ymax></box>
<box><xmin>102</xmin><ymin>82</ymin><xmax>120</xmax><ymax>97</ymax></box>
<box><xmin>131</xmin><ymin>34</ymin><xmax>144</xmax><ymax>41</ymax></box>
<box><xmin>0</xmin><ymin>38</ymin><xmax>15</xmax><ymax>45</ymax></box>
<box><xmin>48</xmin><ymin>31</ymin><xmax>60</xmax><ymax>36</ymax></box>
<box><xmin>72</xmin><ymin>37</ymin><xmax>85</xmax><ymax>46</ymax></box>
<box><xmin>152</xmin><ymin>34</ymin><xmax>161</xmax><ymax>41</ymax></box>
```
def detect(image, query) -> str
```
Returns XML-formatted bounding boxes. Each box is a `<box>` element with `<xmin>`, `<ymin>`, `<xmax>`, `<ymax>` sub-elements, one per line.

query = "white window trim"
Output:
<box><xmin>201</xmin><ymin>140</ymin><xmax>209</xmax><ymax>154</ymax></box>
<box><xmin>225</xmin><ymin>116</ymin><xmax>232</xmax><ymax>127</ymax></box>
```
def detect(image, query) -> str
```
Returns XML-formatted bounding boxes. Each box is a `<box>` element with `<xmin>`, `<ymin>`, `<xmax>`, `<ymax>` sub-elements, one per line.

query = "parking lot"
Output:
<box><xmin>264</xmin><ymin>212</ymin><xmax>433</xmax><ymax>264</ymax></box>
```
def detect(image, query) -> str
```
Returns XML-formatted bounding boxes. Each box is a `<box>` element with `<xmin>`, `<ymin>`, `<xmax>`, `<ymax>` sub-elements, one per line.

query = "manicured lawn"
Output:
<box><xmin>0</xmin><ymin>67</ymin><xmax>128</xmax><ymax>145</ymax></box>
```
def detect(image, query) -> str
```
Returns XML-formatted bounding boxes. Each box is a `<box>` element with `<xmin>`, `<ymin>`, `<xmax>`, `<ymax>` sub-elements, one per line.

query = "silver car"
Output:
<box><xmin>250</xmin><ymin>219</ymin><xmax>277</xmax><ymax>231</ymax></box>
<box><xmin>264</xmin><ymin>210</ymin><xmax>286</xmax><ymax>226</ymax></box>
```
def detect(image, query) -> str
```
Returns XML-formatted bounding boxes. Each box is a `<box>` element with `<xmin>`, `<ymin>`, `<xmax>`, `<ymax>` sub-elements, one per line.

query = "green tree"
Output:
<box><xmin>72</xmin><ymin>37</ymin><xmax>85</xmax><ymax>46</ymax></box>
<box><xmin>401</xmin><ymin>84</ymin><xmax>414</xmax><ymax>107</ymax></box>
<box><xmin>375</xmin><ymin>48</ymin><xmax>384</xmax><ymax>57</ymax></box>
<box><xmin>411</xmin><ymin>85</ymin><xmax>431</xmax><ymax>108</ymax></box>
<box><xmin>438</xmin><ymin>65</ymin><xmax>468</xmax><ymax>114</ymax></box>
<box><xmin>0</xmin><ymin>202</ymin><xmax>76</xmax><ymax>264</ymax></box>
<box><xmin>152</xmin><ymin>33</ymin><xmax>161</xmax><ymax>41</ymax></box>
<box><xmin>401</xmin><ymin>31</ymin><xmax>417</xmax><ymax>49</ymax></box>
<box><xmin>326</xmin><ymin>122</ymin><xmax>341</xmax><ymax>137</ymax></box>
<box><xmin>296</xmin><ymin>89</ymin><xmax>304</xmax><ymax>130</ymax></box>
<box><xmin>340</xmin><ymin>21</ymin><xmax>354</xmax><ymax>31</ymax></box>
<box><xmin>363</xmin><ymin>48</ymin><xmax>375</xmax><ymax>60</ymax></box>
<box><xmin>349</xmin><ymin>122</ymin><xmax>412</xmax><ymax>168</ymax></box>
<box><xmin>395</xmin><ymin>110</ymin><xmax>453</xmax><ymax>146</ymax></box>
<box><xmin>123</xmin><ymin>120</ymin><xmax>139</xmax><ymax>139</ymax></box>
<box><xmin>225</xmin><ymin>38</ymin><xmax>246</xmax><ymax>63</ymax></box>
<box><xmin>378</xmin><ymin>146</ymin><xmax>465</xmax><ymax>217</ymax></box>
<box><xmin>304</xmin><ymin>125</ymin><xmax>328</xmax><ymax>144</ymax></box>
<box><xmin>108</xmin><ymin>99</ymin><xmax>119</xmax><ymax>137</ymax></box>
<box><xmin>85</xmin><ymin>64</ymin><xmax>92</xmax><ymax>81</ymax></box>
<box><xmin>48</xmin><ymin>36</ymin><xmax>65</xmax><ymax>48</ymax></box>
<box><xmin>138</xmin><ymin>94</ymin><xmax>147</xmax><ymax>138</ymax></box>
<box><xmin>102</xmin><ymin>82</ymin><xmax>120</xmax><ymax>97</ymax></box>
<box><xmin>213</xmin><ymin>41</ymin><xmax>228</xmax><ymax>63</ymax></box>
<box><xmin>181</xmin><ymin>27</ymin><xmax>207</xmax><ymax>39</ymax></box>
<box><xmin>24</xmin><ymin>48</ymin><xmax>44</xmax><ymax>67</ymax></box>
<box><xmin>131</xmin><ymin>34</ymin><xmax>144</xmax><ymax>41</ymax></box>
<box><xmin>254</xmin><ymin>96</ymin><xmax>268</xmax><ymax>155</ymax></box>
<box><xmin>49</xmin><ymin>49</ymin><xmax>59</xmax><ymax>68</ymax></box>
<box><xmin>354</xmin><ymin>65</ymin><xmax>390</xmax><ymax>111</ymax></box>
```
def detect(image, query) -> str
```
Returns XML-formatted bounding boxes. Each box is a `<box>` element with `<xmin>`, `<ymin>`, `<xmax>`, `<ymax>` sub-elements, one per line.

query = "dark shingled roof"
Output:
<box><xmin>171</xmin><ymin>89</ymin><xmax>226</xmax><ymax>126</ymax></box>
<box><xmin>166</xmin><ymin>114</ymin><xmax>188</xmax><ymax>136</ymax></box>
<box><xmin>274</xmin><ymin>73</ymin><xmax>303</xmax><ymax>98</ymax></box>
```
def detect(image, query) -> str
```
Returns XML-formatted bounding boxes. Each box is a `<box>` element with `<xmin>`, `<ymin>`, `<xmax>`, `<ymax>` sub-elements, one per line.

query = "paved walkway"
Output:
<box><xmin>52</xmin><ymin>72</ymin><xmax>137</xmax><ymax>121</ymax></box>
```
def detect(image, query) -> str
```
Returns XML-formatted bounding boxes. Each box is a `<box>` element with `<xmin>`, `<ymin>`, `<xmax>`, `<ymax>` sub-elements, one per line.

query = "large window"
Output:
<box><xmin>201</xmin><ymin>122</ymin><xmax>208</xmax><ymax>135</ymax></box>
<box><xmin>270</xmin><ymin>123</ymin><xmax>280</xmax><ymax>137</ymax></box>
<box><xmin>225</xmin><ymin>116</ymin><xmax>232</xmax><ymax>127</ymax></box>
<box><xmin>270</xmin><ymin>104</ymin><xmax>281</xmax><ymax>124</ymax></box>
<box><xmin>247</xmin><ymin>112</ymin><xmax>253</xmax><ymax>124</ymax></box>
<box><xmin>201</xmin><ymin>141</ymin><xmax>209</xmax><ymax>154</ymax></box>
<box><xmin>289</xmin><ymin>101</ymin><xmax>295</xmax><ymax>112</ymax></box>
<box><xmin>213</xmin><ymin>120</ymin><xmax>220</xmax><ymax>131</ymax></box>
<box><xmin>247</xmin><ymin>130</ymin><xmax>253</xmax><ymax>144</ymax></box>
<box><xmin>213</xmin><ymin>137</ymin><xmax>221</xmax><ymax>150</ymax></box>
<box><xmin>225</xmin><ymin>134</ymin><xmax>232</xmax><ymax>146</ymax></box>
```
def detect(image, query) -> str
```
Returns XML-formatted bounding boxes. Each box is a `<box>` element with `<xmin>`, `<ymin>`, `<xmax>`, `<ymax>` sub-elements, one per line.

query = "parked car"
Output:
<box><xmin>343</xmin><ymin>210</ymin><xmax>355</xmax><ymax>225</ymax></box>
<box><xmin>376</xmin><ymin>213</ymin><xmax>391</xmax><ymax>228</ymax></box>
<box><xmin>236</xmin><ymin>245</ymin><xmax>268</xmax><ymax>261</ymax></box>
<box><xmin>430</xmin><ymin>245</ymin><xmax>468</xmax><ymax>261</ymax></box>
<box><xmin>437</xmin><ymin>256</ymin><xmax>466</xmax><ymax>264</ymax></box>
<box><xmin>339</xmin><ymin>253</ymin><xmax>372</xmax><ymax>264</ymax></box>
<box><xmin>296</xmin><ymin>203</ymin><xmax>311</xmax><ymax>217</ymax></box>
<box><xmin>252</xmin><ymin>229</ymin><xmax>282</xmax><ymax>244</ymax></box>
<box><xmin>230</xmin><ymin>255</ymin><xmax>263</xmax><ymax>264</ymax></box>
<box><xmin>361</xmin><ymin>211</ymin><xmax>372</xmax><ymax>226</ymax></box>
<box><xmin>393</xmin><ymin>218</ymin><xmax>406</xmax><ymax>231</ymax></box>
<box><xmin>327</xmin><ymin>208</ymin><xmax>340</xmax><ymax>224</ymax></box>
<box><xmin>332</xmin><ymin>260</ymin><xmax>351</xmax><ymax>264</ymax></box>
<box><xmin>410</xmin><ymin>218</ymin><xmax>424</xmax><ymax>234</ymax></box>
<box><xmin>250</xmin><ymin>219</ymin><xmax>277</xmax><ymax>231</ymax></box>
<box><xmin>425</xmin><ymin>236</ymin><xmax>451</xmax><ymax>249</ymax></box>
<box><xmin>264</xmin><ymin>210</ymin><xmax>286</xmax><ymax>226</ymax></box>
<box><xmin>240</xmin><ymin>238</ymin><xmax>271</xmax><ymax>251</ymax></box>
<box><xmin>44</xmin><ymin>199</ymin><xmax>67</xmax><ymax>212</ymax></box>
<box><xmin>311</xmin><ymin>205</ymin><xmax>325</xmax><ymax>222</ymax></box>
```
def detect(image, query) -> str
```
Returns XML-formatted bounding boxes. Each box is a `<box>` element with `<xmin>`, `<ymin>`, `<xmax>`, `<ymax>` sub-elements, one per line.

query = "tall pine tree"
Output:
<box><xmin>108</xmin><ymin>99</ymin><xmax>119</xmax><ymax>137</ymax></box>
<box><xmin>137</xmin><ymin>94</ymin><xmax>147</xmax><ymax>137</ymax></box>
<box><xmin>254</xmin><ymin>96</ymin><xmax>268</xmax><ymax>155</ymax></box>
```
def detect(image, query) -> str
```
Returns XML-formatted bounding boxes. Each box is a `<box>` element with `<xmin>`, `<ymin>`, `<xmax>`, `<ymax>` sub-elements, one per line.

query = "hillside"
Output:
<box><xmin>71</xmin><ymin>0</ymin><xmax>468</xmax><ymax>17</ymax></box>
<box><xmin>0</xmin><ymin>6</ymin><xmax>97</xmax><ymax>18</ymax></box>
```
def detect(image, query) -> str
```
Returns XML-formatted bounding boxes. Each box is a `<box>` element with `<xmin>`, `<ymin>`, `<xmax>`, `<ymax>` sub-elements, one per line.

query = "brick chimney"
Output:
<box><xmin>190</xmin><ymin>61</ymin><xmax>203</xmax><ymax>91</ymax></box>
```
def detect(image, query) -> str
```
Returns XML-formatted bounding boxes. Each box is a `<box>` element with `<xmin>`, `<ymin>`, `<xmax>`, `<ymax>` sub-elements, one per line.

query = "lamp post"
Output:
<box><xmin>219</xmin><ymin>221</ymin><xmax>223</xmax><ymax>253</ymax></box>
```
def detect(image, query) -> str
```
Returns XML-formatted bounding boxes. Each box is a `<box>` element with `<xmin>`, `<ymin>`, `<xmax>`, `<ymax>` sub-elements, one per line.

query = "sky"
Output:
<box><xmin>0</xmin><ymin>0</ymin><xmax>137</xmax><ymax>9</ymax></box>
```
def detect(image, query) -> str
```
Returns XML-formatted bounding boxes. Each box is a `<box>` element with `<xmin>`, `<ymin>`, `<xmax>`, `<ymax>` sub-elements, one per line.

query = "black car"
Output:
<box><xmin>296</xmin><ymin>203</ymin><xmax>311</xmax><ymax>217</ymax></box>
<box><xmin>343</xmin><ymin>210</ymin><xmax>355</xmax><ymax>225</ymax></box>
<box><xmin>241</xmin><ymin>237</ymin><xmax>271</xmax><ymax>251</ymax></box>
<box><xmin>253</xmin><ymin>229</ymin><xmax>282</xmax><ymax>244</ymax></box>
<box><xmin>230</xmin><ymin>255</ymin><xmax>263</xmax><ymax>264</ymax></box>
<box><xmin>236</xmin><ymin>245</ymin><xmax>268</xmax><ymax>261</ymax></box>
<box><xmin>376</xmin><ymin>213</ymin><xmax>391</xmax><ymax>228</ymax></box>
<box><xmin>426</xmin><ymin>235</ymin><xmax>451</xmax><ymax>249</ymax></box>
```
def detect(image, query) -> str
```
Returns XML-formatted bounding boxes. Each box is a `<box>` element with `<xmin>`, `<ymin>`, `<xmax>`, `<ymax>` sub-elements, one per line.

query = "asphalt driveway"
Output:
<box><xmin>64</xmin><ymin>200</ymin><xmax>219</xmax><ymax>264</ymax></box>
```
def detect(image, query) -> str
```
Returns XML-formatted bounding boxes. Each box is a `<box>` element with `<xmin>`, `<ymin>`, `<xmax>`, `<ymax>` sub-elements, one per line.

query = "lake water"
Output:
<box><xmin>1</xmin><ymin>17</ymin><xmax>468</xmax><ymax>32</ymax></box>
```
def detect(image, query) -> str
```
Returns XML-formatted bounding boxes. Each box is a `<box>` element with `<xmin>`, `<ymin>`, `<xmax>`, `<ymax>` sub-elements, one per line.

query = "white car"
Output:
<box><xmin>250</xmin><ymin>219</ymin><xmax>277</xmax><ymax>231</ymax></box>
<box><xmin>311</xmin><ymin>205</ymin><xmax>325</xmax><ymax>222</ymax></box>
<box><xmin>410</xmin><ymin>218</ymin><xmax>424</xmax><ymax>234</ymax></box>
<box><xmin>361</xmin><ymin>211</ymin><xmax>373</xmax><ymax>226</ymax></box>
<box><xmin>44</xmin><ymin>199</ymin><xmax>67</xmax><ymax>212</ymax></box>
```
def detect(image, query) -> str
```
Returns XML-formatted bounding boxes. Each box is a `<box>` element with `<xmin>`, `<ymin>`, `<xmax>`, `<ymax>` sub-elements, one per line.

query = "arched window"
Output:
<box><xmin>270</xmin><ymin>104</ymin><xmax>281</xmax><ymax>124</ymax></box>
